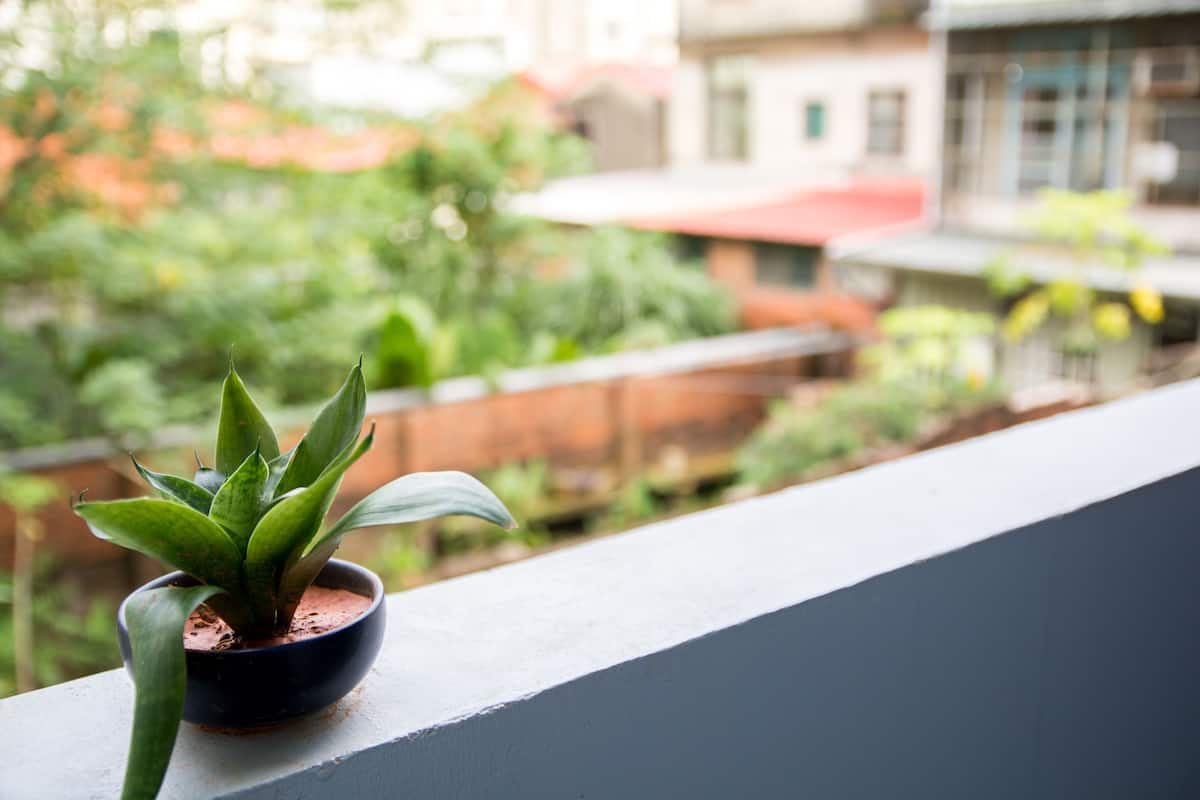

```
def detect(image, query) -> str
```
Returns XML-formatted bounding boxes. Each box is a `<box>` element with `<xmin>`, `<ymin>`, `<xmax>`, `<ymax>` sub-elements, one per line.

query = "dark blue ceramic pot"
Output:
<box><xmin>117</xmin><ymin>559</ymin><xmax>386</xmax><ymax>728</ymax></box>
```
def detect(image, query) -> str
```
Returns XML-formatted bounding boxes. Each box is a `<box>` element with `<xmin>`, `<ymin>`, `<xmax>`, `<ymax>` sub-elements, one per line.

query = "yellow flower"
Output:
<box><xmin>1092</xmin><ymin>303</ymin><xmax>1131</xmax><ymax>340</ymax></box>
<box><xmin>1130</xmin><ymin>282</ymin><xmax>1164</xmax><ymax>324</ymax></box>
<box><xmin>155</xmin><ymin>264</ymin><xmax>183</xmax><ymax>290</ymax></box>
<box><xmin>1002</xmin><ymin>291</ymin><xmax>1049</xmax><ymax>342</ymax></box>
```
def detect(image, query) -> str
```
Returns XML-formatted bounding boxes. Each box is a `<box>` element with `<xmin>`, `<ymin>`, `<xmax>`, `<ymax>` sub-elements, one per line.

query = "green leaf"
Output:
<box><xmin>274</xmin><ymin>362</ymin><xmax>365</xmax><ymax>496</ymax></box>
<box><xmin>276</xmin><ymin>537</ymin><xmax>340</xmax><ymax>630</ymax></box>
<box><xmin>312</xmin><ymin>470</ymin><xmax>515</xmax><ymax>555</ymax></box>
<box><xmin>208</xmin><ymin>447</ymin><xmax>270</xmax><ymax>551</ymax></box>
<box><xmin>243</xmin><ymin>427</ymin><xmax>374</xmax><ymax>626</ymax></box>
<box><xmin>277</xmin><ymin>471</ymin><xmax>513</xmax><ymax>628</ymax></box>
<box><xmin>132</xmin><ymin>458</ymin><xmax>213</xmax><ymax>514</ymax></box>
<box><xmin>215</xmin><ymin>366</ymin><xmax>280</xmax><ymax>475</ymax></box>
<box><xmin>193</xmin><ymin>467</ymin><xmax>225</xmax><ymax>495</ymax></box>
<box><xmin>75</xmin><ymin>499</ymin><xmax>243</xmax><ymax>595</ymax></box>
<box><xmin>121</xmin><ymin>584</ymin><xmax>224</xmax><ymax>800</ymax></box>
<box><xmin>264</xmin><ymin>447</ymin><xmax>294</xmax><ymax>498</ymax></box>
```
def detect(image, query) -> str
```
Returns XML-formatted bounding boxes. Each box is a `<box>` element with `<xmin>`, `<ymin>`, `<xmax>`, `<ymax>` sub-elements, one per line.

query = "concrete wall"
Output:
<box><xmin>5</xmin><ymin>378</ymin><xmax>1199</xmax><ymax>798</ymax></box>
<box><xmin>286</xmin><ymin>465</ymin><xmax>1200</xmax><ymax>799</ymax></box>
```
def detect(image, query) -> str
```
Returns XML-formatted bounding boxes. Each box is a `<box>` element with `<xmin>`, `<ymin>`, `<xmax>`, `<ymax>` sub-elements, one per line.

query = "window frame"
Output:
<box><xmin>752</xmin><ymin>243</ymin><xmax>819</xmax><ymax>289</ymax></box>
<box><xmin>802</xmin><ymin>99</ymin><xmax>826</xmax><ymax>142</ymax></box>
<box><xmin>866</xmin><ymin>88</ymin><xmax>907</xmax><ymax>157</ymax></box>
<box><xmin>706</xmin><ymin>55</ymin><xmax>752</xmax><ymax>161</ymax></box>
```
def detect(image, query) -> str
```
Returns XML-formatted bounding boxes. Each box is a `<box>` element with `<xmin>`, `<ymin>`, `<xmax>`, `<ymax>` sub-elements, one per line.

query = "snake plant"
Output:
<box><xmin>74</xmin><ymin>360</ymin><xmax>514</xmax><ymax>799</ymax></box>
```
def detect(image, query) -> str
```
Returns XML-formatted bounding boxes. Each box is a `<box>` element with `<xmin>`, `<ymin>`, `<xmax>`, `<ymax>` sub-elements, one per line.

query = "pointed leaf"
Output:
<box><xmin>193</xmin><ymin>467</ymin><xmax>225</xmax><ymax>495</ymax></box>
<box><xmin>121</xmin><ymin>584</ymin><xmax>224</xmax><ymax>800</ymax></box>
<box><xmin>311</xmin><ymin>471</ymin><xmax>515</xmax><ymax>556</ymax></box>
<box><xmin>264</xmin><ymin>447</ymin><xmax>294</xmax><ymax>498</ymax></box>
<box><xmin>215</xmin><ymin>366</ymin><xmax>280</xmax><ymax>475</ymax></box>
<box><xmin>132</xmin><ymin>458</ymin><xmax>213</xmax><ymax>514</ymax></box>
<box><xmin>243</xmin><ymin>427</ymin><xmax>374</xmax><ymax>625</ymax></box>
<box><xmin>274</xmin><ymin>362</ymin><xmax>365</xmax><ymax>496</ymax></box>
<box><xmin>278</xmin><ymin>471</ymin><xmax>513</xmax><ymax>629</ymax></box>
<box><xmin>75</xmin><ymin>499</ymin><xmax>243</xmax><ymax>594</ymax></box>
<box><xmin>208</xmin><ymin>448</ymin><xmax>270</xmax><ymax>551</ymax></box>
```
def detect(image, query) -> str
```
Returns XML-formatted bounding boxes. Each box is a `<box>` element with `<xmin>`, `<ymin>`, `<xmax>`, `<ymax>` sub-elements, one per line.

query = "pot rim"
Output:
<box><xmin>117</xmin><ymin>558</ymin><xmax>385</xmax><ymax>657</ymax></box>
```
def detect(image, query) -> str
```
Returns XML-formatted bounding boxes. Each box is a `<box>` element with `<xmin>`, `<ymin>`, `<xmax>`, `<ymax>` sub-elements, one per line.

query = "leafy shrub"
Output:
<box><xmin>736</xmin><ymin>397</ymin><xmax>867</xmax><ymax>488</ymax></box>
<box><xmin>737</xmin><ymin>306</ymin><xmax>1001</xmax><ymax>489</ymax></box>
<box><xmin>530</xmin><ymin>227</ymin><xmax>736</xmax><ymax>352</ymax></box>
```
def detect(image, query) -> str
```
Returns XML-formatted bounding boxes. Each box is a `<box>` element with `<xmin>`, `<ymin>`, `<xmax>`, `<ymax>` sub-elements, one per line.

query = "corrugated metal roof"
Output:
<box><xmin>833</xmin><ymin>230</ymin><xmax>1200</xmax><ymax>302</ymax></box>
<box><xmin>931</xmin><ymin>0</ymin><xmax>1200</xmax><ymax>30</ymax></box>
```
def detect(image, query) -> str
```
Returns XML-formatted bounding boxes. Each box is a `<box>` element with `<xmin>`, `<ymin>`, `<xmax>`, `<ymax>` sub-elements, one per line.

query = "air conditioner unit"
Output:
<box><xmin>1136</xmin><ymin>48</ymin><xmax>1200</xmax><ymax>97</ymax></box>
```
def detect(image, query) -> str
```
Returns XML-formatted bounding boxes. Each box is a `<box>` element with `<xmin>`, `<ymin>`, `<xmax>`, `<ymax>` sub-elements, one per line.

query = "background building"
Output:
<box><xmin>669</xmin><ymin>0</ymin><xmax>936</xmax><ymax>175</ymax></box>
<box><xmin>836</xmin><ymin>0</ymin><xmax>1200</xmax><ymax>396</ymax></box>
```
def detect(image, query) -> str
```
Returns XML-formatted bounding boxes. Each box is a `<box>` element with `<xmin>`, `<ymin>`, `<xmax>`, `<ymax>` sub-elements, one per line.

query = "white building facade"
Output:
<box><xmin>668</xmin><ymin>0</ymin><xmax>938</xmax><ymax>176</ymax></box>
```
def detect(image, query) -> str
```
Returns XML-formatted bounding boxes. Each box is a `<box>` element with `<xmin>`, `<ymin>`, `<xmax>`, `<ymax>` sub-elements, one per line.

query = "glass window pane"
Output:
<box><xmin>707</xmin><ymin>56</ymin><xmax>751</xmax><ymax>161</ymax></box>
<box><xmin>754</xmin><ymin>244</ymin><xmax>817</xmax><ymax>288</ymax></box>
<box><xmin>867</xmin><ymin>90</ymin><xmax>906</xmax><ymax>156</ymax></box>
<box><xmin>804</xmin><ymin>101</ymin><xmax>825</xmax><ymax>140</ymax></box>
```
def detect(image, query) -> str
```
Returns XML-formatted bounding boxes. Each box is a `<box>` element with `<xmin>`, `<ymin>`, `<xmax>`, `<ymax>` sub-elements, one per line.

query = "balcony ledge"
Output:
<box><xmin>3</xmin><ymin>379</ymin><xmax>1200</xmax><ymax>798</ymax></box>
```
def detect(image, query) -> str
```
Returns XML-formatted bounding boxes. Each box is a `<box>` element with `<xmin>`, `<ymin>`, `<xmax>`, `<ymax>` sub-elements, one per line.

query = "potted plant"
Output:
<box><xmin>73</xmin><ymin>360</ymin><xmax>514</xmax><ymax>800</ymax></box>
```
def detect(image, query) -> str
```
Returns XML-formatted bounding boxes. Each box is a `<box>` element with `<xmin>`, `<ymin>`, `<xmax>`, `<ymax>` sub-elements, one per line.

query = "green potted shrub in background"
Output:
<box><xmin>73</xmin><ymin>360</ymin><xmax>514</xmax><ymax>800</ymax></box>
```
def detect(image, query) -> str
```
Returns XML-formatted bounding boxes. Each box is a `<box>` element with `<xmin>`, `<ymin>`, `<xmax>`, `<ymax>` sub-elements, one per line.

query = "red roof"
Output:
<box><xmin>519</xmin><ymin>62</ymin><xmax>673</xmax><ymax>102</ymax></box>
<box><xmin>631</xmin><ymin>179</ymin><xmax>926</xmax><ymax>246</ymax></box>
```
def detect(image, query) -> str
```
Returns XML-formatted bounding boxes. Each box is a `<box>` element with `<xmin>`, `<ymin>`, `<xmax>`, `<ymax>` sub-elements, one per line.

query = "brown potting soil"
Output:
<box><xmin>183</xmin><ymin>586</ymin><xmax>372</xmax><ymax>651</ymax></box>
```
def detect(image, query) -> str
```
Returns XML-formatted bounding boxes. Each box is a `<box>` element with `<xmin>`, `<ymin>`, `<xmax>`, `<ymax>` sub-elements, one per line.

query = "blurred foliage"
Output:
<box><xmin>0</xmin><ymin>6</ymin><xmax>732</xmax><ymax>450</ymax></box>
<box><xmin>737</xmin><ymin>307</ymin><xmax>1002</xmax><ymax>488</ymax></box>
<box><xmin>983</xmin><ymin>190</ymin><xmax>1167</xmax><ymax>351</ymax></box>
<box><xmin>0</xmin><ymin>469</ymin><xmax>60</xmax><ymax>513</ymax></box>
<box><xmin>439</xmin><ymin>460</ymin><xmax>551</xmax><ymax>552</ymax></box>
<box><xmin>0</xmin><ymin>559</ymin><xmax>120</xmax><ymax>697</ymax></box>
<box><xmin>598</xmin><ymin>475</ymin><xmax>663</xmax><ymax>531</ymax></box>
<box><xmin>365</xmin><ymin>528</ymin><xmax>432</xmax><ymax>592</ymax></box>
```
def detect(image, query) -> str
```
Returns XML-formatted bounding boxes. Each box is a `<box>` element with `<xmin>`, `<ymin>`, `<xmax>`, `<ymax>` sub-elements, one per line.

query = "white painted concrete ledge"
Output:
<box><xmin>2</xmin><ymin>378</ymin><xmax>1198</xmax><ymax>798</ymax></box>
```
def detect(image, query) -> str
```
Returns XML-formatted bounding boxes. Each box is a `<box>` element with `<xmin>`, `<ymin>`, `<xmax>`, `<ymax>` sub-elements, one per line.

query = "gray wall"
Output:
<box><xmin>244</xmin><ymin>468</ymin><xmax>1200</xmax><ymax>799</ymax></box>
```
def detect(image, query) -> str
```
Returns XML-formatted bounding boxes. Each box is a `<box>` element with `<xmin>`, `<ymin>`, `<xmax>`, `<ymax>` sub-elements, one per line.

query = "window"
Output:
<box><xmin>803</xmin><ymin>101</ymin><xmax>825</xmax><ymax>141</ymax></box>
<box><xmin>753</xmin><ymin>244</ymin><xmax>818</xmax><ymax>289</ymax></box>
<box><xmin>1148</xmin><ymin>99</ymin><xmax>1200</xmax><ymax>206</ymax></box>
<box><xmin>1004</xmin><ymin>63</ymin><xmax>1130</xmax><ymax>195</ymax></box>
<box><xmin>707</xmin><ymin>56</ymin><xmax>751</xmax><ymax>161</ymax></box>
<box><xmin>1052</xmin><ymin>347</ymin><xmax>1097</xmax><ymax>385</ymax></box>
<box><xmin>867</xmin><ymin>89</ymin><xmax>906</xmax><ymax>156</ymax></box>
<box><xmin>1016</xmin><ymin>85</ymin><xmax>1060</xmax><ymax>192</ymax></box>
<box><xmin>1157</xmin><ymin>303</ymin><xmax>1200</xmax><ymax>347</ymax></box>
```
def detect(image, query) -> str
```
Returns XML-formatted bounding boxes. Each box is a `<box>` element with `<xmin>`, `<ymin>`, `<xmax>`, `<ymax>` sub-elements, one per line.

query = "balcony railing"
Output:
<box><xmin>3</xmin><ymin>379</ymin><xmax>1200</xmax><ymax>797</ymax></box>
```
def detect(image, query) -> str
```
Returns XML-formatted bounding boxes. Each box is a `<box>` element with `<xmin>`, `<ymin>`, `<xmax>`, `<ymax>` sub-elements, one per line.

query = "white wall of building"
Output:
<box><xmin>668</xmin><ymin>59</ymin><xmax>707</xmax><ymax>164</ymax></box>
<box><xmin>670</xmin><ymin>33</ymin><xmax>939</xmax><ymax>177</ymax></box>
<box><xmin>752</xmin><ymin>45</ymin><xmax>938</xmax><ymax>174</ymax></box>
